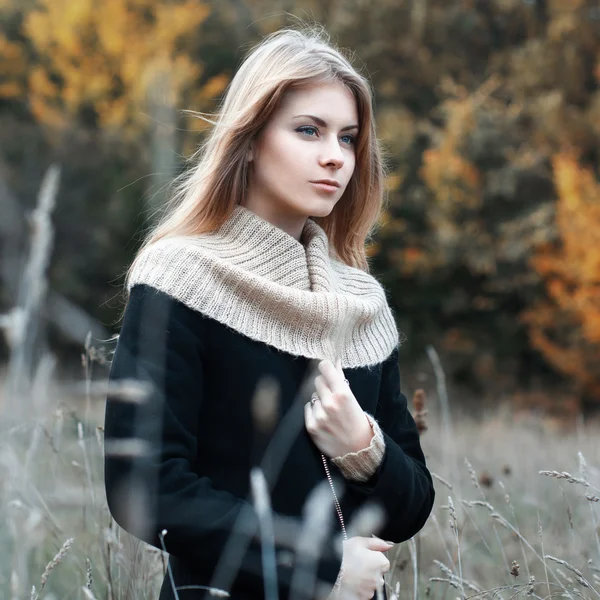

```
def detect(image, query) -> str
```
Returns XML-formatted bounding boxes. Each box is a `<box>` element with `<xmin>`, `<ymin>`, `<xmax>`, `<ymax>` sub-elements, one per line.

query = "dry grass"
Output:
<box><xmin>0</xmin><ymin>355</ymin><xmax>598</xmax><ymax>599</ymax></box>
<box><xmin>0</xmin><ymin>165</ymin><xmax>598</xmax><ymax>599</ymax></box>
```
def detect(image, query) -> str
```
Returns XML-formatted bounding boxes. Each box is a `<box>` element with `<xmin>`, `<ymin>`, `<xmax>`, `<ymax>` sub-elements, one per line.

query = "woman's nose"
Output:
<box><xmin>320</xmin><ymin>139</ymin><xmax>345</xmax><ymax>169</ymax></box>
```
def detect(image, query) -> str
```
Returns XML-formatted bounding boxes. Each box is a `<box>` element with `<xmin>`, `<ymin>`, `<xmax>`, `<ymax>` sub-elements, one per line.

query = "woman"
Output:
<box><xmin>104</xmin><ymin>25</ymin><xmax>435</xmax><ymax>600</ymax></box>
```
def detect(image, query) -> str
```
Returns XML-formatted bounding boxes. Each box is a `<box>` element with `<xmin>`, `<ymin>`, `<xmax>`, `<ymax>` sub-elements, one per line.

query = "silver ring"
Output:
<box><xmin>310</xmin><ymin>392</ymin><xmax>319</xmax><ymax>406</ymax></box>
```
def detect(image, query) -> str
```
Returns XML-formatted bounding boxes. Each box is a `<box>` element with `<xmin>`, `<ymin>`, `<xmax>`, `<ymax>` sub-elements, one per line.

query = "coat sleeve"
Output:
<box><xmin>103</xmin><ymin>283</ymin><xmax>343</xmax><ymax>598</ymax></box>
<box><xmin>338</xmin><ymin>345</ymin><xmax>435</xmax><ymax>543</ymax></box>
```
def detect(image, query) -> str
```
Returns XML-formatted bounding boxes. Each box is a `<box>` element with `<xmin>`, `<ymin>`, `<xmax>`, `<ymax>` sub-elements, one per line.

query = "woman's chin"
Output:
<box><xmin>308</xmin><ymin>200</ymin><xmax>337</xmax><ymax>218</ymax></box>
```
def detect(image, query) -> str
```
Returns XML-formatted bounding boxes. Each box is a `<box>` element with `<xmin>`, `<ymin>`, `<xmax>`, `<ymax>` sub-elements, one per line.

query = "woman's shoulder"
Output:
<box><xmin>123</xmin><ymin>283</ymin><xmax>211</xmax><ymax>333</ymax></box>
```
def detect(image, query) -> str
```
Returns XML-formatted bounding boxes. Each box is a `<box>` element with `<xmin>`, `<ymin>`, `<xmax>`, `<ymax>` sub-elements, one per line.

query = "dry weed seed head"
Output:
<box><xmin>32</xmin><ymin>537</ymin><xmax>75</xmax><ymax>600</ymax></box>
<box><xmin>86</xmin><ymin>557</ymin><xmax>92</xmax><ymax>589</ymax></box>
<box><xmin>464</xmin><ymin>458</ymin><xmax>481</xmax><ymax>492</ymax></box>
<box><xmin>478</xmin><ymin>470</ymin><xmax>493</xmax><ymax>488</ymax></box>
<box><xmin>498</xmin><ymin>480</ymin><xmax>510</xmax><ymax>504</ymax></box>
<box><xmin>446</xmin><ymin>496</ymin><xmax>457</xmax><ymax>532</ymax></box>
<box><xmin>539</xmin><ymin>470</ymin><xmax>590</xmax><ymax>487</ymax></box>
<box><xmin>545</xmin><ymin>555</ymin><xmax>591</xmax><ymax>588</ymax></box>
<box><xmin>412</xmin><ymin>389</ymin><xmax>428</xmax><ymax>434</ymax></box>
<box><xmin>510</xmin><ymin>560</ymin><xmax>520</xmax><ymax>577</ymax></box>
<box><xmin>396</xmin><ymin>558</ymin><xmax>409</xmax><ymax>571</ymax></box>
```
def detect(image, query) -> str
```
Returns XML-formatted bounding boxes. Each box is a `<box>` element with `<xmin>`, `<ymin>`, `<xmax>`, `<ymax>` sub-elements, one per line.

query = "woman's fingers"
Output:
<box><xmin>318</xmin><ymin>359</ymin><xmax>346</xmax><ymax>395</ymax></box>
<box><xmin>314</xmin><ymin>375</ymin><xmax>331</xmax><ymax>406</ymax></box>
<box><xmin>304</xmin><ymin>400</ymin><xmax>316</xmax><ymax>432</ymax></box>
<box><xmin>305</xmin><ymin>393</ymin><xmax>328</xmax><ymax>431</ymax></box>
<box><xmin>311</xmin><ymin>395</ymin><xmax>328</xmax><ymax>423</ymax></box>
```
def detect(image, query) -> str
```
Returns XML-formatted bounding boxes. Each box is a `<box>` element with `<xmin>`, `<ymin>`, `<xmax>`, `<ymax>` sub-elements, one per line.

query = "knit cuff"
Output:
<box><xmin>331</xmin><ymin>412</ymin><xmax>385</xmax><ymax>482</ymax></box>
<box><xmin>327</xmin><ymin>559</ymin><xmax>344</xmax><ymax>599</ymax></box>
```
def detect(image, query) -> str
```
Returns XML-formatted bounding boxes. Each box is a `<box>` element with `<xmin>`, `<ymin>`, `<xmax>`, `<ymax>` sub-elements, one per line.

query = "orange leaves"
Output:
<box><xmin>551</xmin><ymin>153</ymin><xmax>600</xmax><ymax>279</ymax></box>
<box><xmin>522</xmin><ymin>152</ymin><xmax>600</xmax><ymax>399</ymax></box>
<box><xmin>0</xmin><ymin>33</ymin><xmax>27</xmax><ymax>98</ymax></box>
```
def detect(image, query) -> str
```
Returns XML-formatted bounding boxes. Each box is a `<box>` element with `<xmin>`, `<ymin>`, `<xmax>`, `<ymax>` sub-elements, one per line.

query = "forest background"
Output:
<box><xmin>0</xmin><ymin>1</ymin><xmax>599</xmax><ymax>599</ymax></box>
<box><xmin>2</xmin><ymin>0</ymin><xmax>600</xmax><ymax>422</ymax></box>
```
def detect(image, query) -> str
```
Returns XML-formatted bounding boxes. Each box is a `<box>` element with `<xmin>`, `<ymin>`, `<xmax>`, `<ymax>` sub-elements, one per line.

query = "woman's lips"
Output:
<box><xmin>311</xmin><ymin>182</ymin><xmax>339</xmax><ymax>193</ymax></box>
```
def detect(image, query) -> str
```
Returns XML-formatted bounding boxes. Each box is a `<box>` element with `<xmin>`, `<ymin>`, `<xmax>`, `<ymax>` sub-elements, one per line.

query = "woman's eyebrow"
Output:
<box><xmin>292</xmin><ymin>114</ymin><xmax>359</xmax><ymax>131</ymax></box>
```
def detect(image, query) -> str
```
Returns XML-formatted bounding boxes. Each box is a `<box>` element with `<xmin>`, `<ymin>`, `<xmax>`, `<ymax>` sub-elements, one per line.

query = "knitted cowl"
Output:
<box><xmin>127</xmin><ymin>204</ymin><xmax>400</xmax><ymax>369</ymax></box>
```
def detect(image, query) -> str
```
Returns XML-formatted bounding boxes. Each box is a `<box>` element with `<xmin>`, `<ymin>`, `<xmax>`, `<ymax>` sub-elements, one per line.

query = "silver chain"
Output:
<box><xmin>320</xmin><ymin>452</ymin><xmax>347</xmax><ymax>540</ymax></box>
<box><xmin>311</xmin><ymin>375</ymin><xmax>350</xmax><ymax>541</ymax></box>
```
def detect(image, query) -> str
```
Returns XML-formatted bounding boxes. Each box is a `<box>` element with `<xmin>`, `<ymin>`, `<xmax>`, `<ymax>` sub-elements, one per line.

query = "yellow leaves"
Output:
<box><xmin>155</xmin><ymin>1</ymin><xmax>211</xmax><ymax>41</ymax></box>
<box><xmin>9</xmin><ymin>0</ymin><xmax>214</xmax><ymax>137</ymax></box>
<box><xmin>24</xmin><ymin>0</ymin><xmax>94</xmax><ymax>54</ymax></box>
<box><xmin>0</xmin><ymin>82</ymin><xmax>21</xmax><ymax>98</ymax></box>
<box><xmin>421</xmin><ymin>148</ymin><xmax>482</xmax><ymax>209</ymax></box>
<box><xmin>96</xmin><ymin>0</ymin><xmax>133</xmax><ymax>57</ymax></box>
<box><xmin>0</xmin><ymin>33</ymin><xmax>27</xmax><ymax>98</ymax></box>
<box><xmin>29</xmin><ymin>94</ymin><xmax>66</xmax><ymax>129</ymax></box>
<box><xmin>0</xmin><ymin>33</ymin><xmax>24</xmax><ymax>62</ymax></box>
<box><xmin>419</xmin><ymin>89</ymin><xmax>483</xmax><ymax>213</ymax></box>
<box><xmin>196</xmin><ymin>74</ymin><xmax>230</xmax><ymax>101</ymax></box>
<box><xmin>97</xmin><ymin>96</ymin><xmax>128</xmax><ymax>129</ymax></box>
<box><xmin>29</xmin><ymin>65</ymin><xmax>59</xmax><ymax>98</ymax></box>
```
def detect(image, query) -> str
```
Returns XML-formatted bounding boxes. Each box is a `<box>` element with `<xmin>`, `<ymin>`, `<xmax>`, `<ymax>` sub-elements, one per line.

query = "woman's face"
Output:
<box><xmin>245</xmin><ymin>80</ymin><xmax>359</xmax><ymax>237</ymax></box>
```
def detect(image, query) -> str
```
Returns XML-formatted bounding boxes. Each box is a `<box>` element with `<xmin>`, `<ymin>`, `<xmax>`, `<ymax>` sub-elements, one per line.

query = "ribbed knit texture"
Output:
<box><xmin>128</xmin><ymin>204</ymin><xmax>399</xmax><ymax>368</ymax></box>
<box><xmin>332</xmin><ymin>413</ymin><xmax>385</xmax><ymax>482</ymax></box>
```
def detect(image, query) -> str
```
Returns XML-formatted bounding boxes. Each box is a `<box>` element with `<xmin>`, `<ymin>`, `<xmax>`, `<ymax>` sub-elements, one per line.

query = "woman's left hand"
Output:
<box><xmin>304</xmin><ymin>357</ymin><xmax>374</xmax><ymax>459</ymax></box>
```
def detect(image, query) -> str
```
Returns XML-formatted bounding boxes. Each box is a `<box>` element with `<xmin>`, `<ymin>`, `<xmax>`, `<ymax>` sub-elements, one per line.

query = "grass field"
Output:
<box><xmin>0</xmin><ymin>346</ymin><xmax>598</xmax><ymax>600</ymax></box>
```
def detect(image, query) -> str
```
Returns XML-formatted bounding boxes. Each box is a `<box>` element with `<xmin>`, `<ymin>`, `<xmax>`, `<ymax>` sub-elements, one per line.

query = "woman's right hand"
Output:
<box><xmin>334</xmin><ymin>536</ymin><xmax>392</xmax><ymax>599</ymax></box>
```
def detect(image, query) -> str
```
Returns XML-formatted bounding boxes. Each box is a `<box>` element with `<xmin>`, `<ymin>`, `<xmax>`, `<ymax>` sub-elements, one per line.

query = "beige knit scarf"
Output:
<box><xmin>127</xmin><ymin>204</ymin><xmax>399</xmax><ymax>369</ymax></box>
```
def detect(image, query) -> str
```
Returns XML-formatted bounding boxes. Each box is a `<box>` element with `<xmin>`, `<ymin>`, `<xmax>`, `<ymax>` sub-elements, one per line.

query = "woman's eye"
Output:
<box><xmin>296</xmin><ymin>126</ymin><xmax>318</xmax><ymax>137</ymax></box>
<box><xmin>296</xmin><ymin>126</ymin><xmax>355</xmax><ymax>146</ymax></box>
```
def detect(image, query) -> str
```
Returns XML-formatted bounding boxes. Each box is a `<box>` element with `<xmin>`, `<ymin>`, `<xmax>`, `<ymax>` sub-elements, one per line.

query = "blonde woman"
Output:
<box><xmin>104</xmin><ymin>25</ymin><xmax>434</xmax><ymax>600</ymax></box>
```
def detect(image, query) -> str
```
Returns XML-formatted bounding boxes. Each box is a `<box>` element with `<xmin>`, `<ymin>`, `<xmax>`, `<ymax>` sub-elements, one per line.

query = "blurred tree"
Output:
<box><xmin>0</xmin><ymin>0</ymin><xmax>238</xmax><ymax>367</ymax></box>
<box><xmin>0</xmin><ymin>0</ymin><xmax>229</xmax><ymax>140</ymax></box>
<box><xmin>521</xmin><ymin>152</ymin><xmax>600</xmax><ymax>407</ymax></box>
<box><xmin>1</xmin><ymin>0</ymin><xmax>600</xmax><ymax>410</ymax></box>
<box><xmin>235</xmin><ymin>0</ymin><xmax>600</xmax><ymax>410</ymax></box>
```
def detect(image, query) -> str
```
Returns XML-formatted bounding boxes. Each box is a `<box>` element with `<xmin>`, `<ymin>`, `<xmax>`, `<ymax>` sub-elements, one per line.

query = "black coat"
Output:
<box><xmin>104</xmin><ymin>284</ymin><xmax>434</xmax><ymax>599</ymax></box>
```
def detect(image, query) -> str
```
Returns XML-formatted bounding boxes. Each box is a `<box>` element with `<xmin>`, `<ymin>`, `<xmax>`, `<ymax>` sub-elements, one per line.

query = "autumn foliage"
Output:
<box><xmin>0</xmin><ymin>0</ymin><xmax>228</xmax><ymax>138</ymax></box>
<box><xmin>522</xmin><ymin>153</ymin><xmax>600</xmax><ymax>403</ymax></box>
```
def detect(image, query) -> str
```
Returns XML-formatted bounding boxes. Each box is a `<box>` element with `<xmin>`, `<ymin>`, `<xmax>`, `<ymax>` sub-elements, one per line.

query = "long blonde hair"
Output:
<box><xmin>124</xmin><ymin>24</ymin><xmax>388</xmax><ymax>296</ymax></box>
